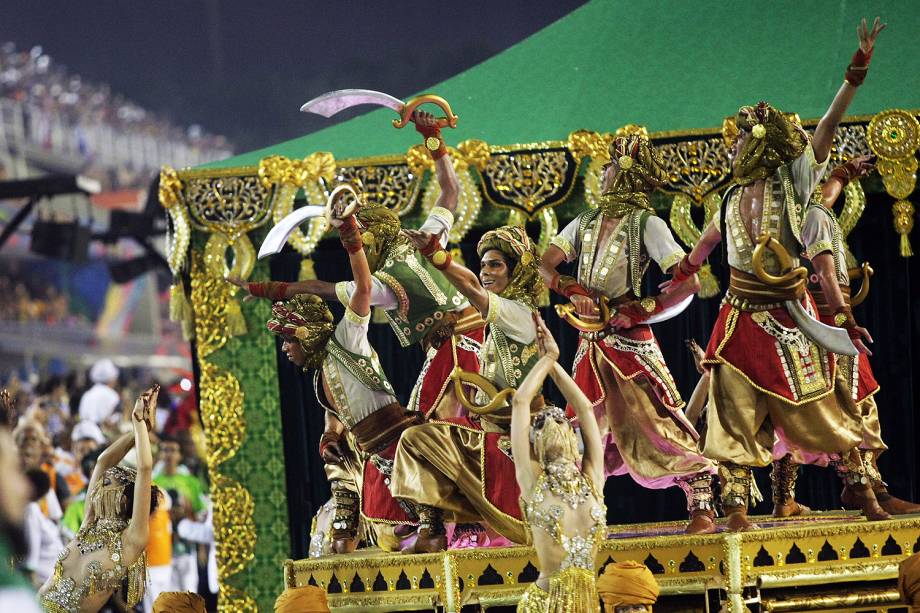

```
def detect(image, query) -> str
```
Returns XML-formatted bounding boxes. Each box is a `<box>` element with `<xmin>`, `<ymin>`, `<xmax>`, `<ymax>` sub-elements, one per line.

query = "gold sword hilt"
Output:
<box><xmin>394</xmin><ymin>94</ymin><xmax>459</xmax><ymax>130</ymax></box>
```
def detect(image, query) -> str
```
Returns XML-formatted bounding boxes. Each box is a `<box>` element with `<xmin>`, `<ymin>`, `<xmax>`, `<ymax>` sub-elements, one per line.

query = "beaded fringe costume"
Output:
<box><xmin>40</xmin><ymin>466</ymin><xmax>146</xmax><ymax>613</ymax></box>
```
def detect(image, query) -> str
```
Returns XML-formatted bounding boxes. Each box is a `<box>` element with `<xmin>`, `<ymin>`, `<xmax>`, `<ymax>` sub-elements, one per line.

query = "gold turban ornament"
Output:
<box><xmin>597</xmin><ymin>135</ymin><xmax>669</xmax><ymax>218</ymax></box>
<box><xmin>900</xmin><ymin>552</ymin><xmax>920</xmax><ymax>610</ymax></box>
<box><xmin>266</xmin><ymin>293</ymin><xmax>335</xmax><ymax>370</ymax></box>
<box><xmin>477</xmin><ymin>225</ymin><xmax>544</xmax><ymax>308</ymax></box>
<box><xmin>597</xmin><ymin>561</ymin><xmax>660</xmax><ymax>610</ymax></box>
<box><xmin>732</xmin><ymin>101</ymin><xmax>807</xmax><ymax>186</ymax></box>
<box><xmin>153</xmin><ymin>592</ymin><xmax>206</xmax><ymax>613</ymax></box>
<box><xmin>275</xmin><ymin>586</ymin><xmax>331</xmax><ymax>613</ymax></box>
<box><xmin>334</xmin><ymin>179</ymin><xmax>407</xmax><ymax>273</ymax></box>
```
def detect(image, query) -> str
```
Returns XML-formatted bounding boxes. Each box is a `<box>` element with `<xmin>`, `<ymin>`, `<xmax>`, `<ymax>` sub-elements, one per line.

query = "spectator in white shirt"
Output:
<box><xmin>177</xmin><ymin>502</ymin><xmax>217</xmax><ymax>594</ymax></box>
<box><xmin>77</xmin><ymin>359</ymin><xmax>121</xmax><ymax>427</ymax></box>
<box><xmin>22</xmin><ymin>469</ymin><xmax>64</xmax><ymax>586</ymax></box>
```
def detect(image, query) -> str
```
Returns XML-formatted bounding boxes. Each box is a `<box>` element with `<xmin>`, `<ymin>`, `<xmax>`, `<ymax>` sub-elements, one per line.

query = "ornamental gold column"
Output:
<box><xmin>867</xmin><ymin>109</ymin><xmax>920</xmax><ymax>257</ymax></box>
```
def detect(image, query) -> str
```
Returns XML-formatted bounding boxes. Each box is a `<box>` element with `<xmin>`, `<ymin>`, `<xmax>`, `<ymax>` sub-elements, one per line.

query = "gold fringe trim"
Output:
<box><xmin>225</xmin><ymin>298</ymin><xmax>248</xmax><ymax>337</ymax></box>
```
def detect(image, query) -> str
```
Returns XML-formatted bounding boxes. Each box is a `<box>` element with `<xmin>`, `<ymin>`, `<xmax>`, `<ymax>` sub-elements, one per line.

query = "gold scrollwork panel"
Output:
<box><xmin>336</xmin><ymin>161</ymin><xmax>422</xmax><ymax>217</ymax></box>
<box><xmin>190</xmin><ymin>253</ymin><xmax>259</xmax><ymax>611</ymax></box>
<box><xmin>476</xmin><ymin>144</ymin><xmax>580</xmax><ymax>219</ymax></box>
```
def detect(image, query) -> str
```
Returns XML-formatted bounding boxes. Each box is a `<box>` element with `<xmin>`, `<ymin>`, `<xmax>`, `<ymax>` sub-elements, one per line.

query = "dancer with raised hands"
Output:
<box><xmin>513</xmin><ymin>315</ymin><xmax>605</xmax><ymax>613</ymax></box>
<box><xmin>39</xmin><ymin>385</ymin><xmax>160</xmax><ymax>613</ymax></box>
<box><xmin>264</xmin><ymin>187</ymin><xmax>428</xmax><ymax>551</ymax></box>
<box><xmin>391</xmin><ymin>225</ymin><xmax>544</xmax><ymax>552</ymax></box>
<box><xmin>540</xmin><ymin>134</ymin><xmax>717</xmax><ymax>534</ymax></box>
<box><xmin>671</xmin><ymin>17</ymin><xmax>888</xmax><ymax>530</ymax></box>
<box><xmin>232</xmin><ymin>110</ymin><xmax>484</xmax><ymax>421</ymax></box>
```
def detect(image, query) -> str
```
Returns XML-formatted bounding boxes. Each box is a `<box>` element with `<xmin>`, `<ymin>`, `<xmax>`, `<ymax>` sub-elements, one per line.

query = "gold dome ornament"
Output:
<box><xmin>751</xmin><ymin>124</ymin><xmax>766</xmax><ymax>139</ymax></box>
<box><xmin>425</xmin><ymin>136</ymin><xmax>442</xmax><ymax>152</ymax></box>
<box><xmin>618</xmin><ymin>155</ymin><xmax>634</xmax><ymax>170</ymax></box>
<box><xmin>431</xmin><ymin>249</ymin><xmax>449</xmax><ymax>267</ymax></box>
<box><xmin>640</xmin><ymin>297</ymin><xmax>657</xmax><ymax>313</ymax></box>
<box><xmin>867</xmin><ymin>109</ymin><xmax>920</xmax><ymax>256</ymax></box>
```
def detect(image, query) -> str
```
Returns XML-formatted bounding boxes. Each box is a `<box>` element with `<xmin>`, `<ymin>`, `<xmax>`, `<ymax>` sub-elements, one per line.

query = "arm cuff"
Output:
<box><xmin>344</xmin><ymin>306</ymin><xmax>371</xmax><ymax>326</ymax></box>
<box><xmin>804</xmin><ymin>240</ymin><xmax>834</xmax><ymax>260</ymax></box>
<box><xmin>428</xmin><ymin>206</ymin><xmax>455</xmax><ymax>229</ymax></box>
<box><xmin>550</xmin><ymin>235</ymin><xmax>576</xmax><ymax>262</ymax></box>
<box><xmin>334</xmin><ymin>282</ymin><xmax>351</xmax><ymax>307</ymax></box>
<box><xmin>659</xmin><ymin>250</ymin><xmax>685</xmax><ymax>274</ymax></box>
<box><xmin>805</xmin><ymin>143</ymin><xmax>827</xmax><ymax>171</ymax></box>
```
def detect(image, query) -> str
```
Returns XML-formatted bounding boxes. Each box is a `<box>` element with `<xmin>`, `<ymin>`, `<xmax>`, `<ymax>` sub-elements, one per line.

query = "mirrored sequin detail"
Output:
<box><xmin>521</xmin><ymin>468</ymin><xmax>606</xmax><ymax>571</ymax></box>
<box><xmin>39</xmin><ymin>518</ymin><xmax>146</xmax><ymax>613</ymax></box>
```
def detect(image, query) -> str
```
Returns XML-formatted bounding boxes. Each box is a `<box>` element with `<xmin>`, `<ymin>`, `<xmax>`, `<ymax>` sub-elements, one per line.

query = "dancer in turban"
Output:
<box><xmin>392</xmin><ymin>225</ymin><xmax>545</xmax><ymax>551</ymax></box>
<box><xmin>540</xmin><ymin>134</ymin><xmax>717</xmax><ymax>534</ymax></box>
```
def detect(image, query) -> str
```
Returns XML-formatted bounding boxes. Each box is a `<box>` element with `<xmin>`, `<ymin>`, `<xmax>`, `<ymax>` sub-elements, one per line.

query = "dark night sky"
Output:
<box><xmin>1</xmin><ymin>1</ymin><xmax>588</xmax><ymax>153</ymax></box>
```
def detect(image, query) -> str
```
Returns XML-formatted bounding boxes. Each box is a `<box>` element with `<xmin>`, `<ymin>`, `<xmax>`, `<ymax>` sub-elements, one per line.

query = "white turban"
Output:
<box><xmin>71</xmin><ymin>420</ymin><xmax>107</xmax><ymax>445</ymax></box>
<box><xmin>89</xmin><ymin>359</ymin><xmax>119</xmax><ymax>384</ymax></box>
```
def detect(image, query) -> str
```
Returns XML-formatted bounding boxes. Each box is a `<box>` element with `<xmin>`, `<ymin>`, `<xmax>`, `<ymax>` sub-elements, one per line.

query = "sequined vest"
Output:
<box><xmin>720</xmin><ymin>164</ymin><xmax>805</xmax><ymax>277</ymax></box>
<box><xmin>573</xmin><ymin>208</ymin><xmax>652</xmax><ymax>299</ymax></box>
<box><xmin>321</xmin><ymin>337</ymin><xmax>396</xmax><ymax>429</ymax></box>
<box><xmin>372</xmin><ymin>242</ymin><xmax>467</xmax><ymax>347</ymax></box>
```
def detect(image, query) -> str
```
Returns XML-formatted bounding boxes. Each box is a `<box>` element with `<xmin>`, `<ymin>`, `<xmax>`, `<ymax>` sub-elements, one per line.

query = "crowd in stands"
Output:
<box><xmin>0</xmin><ymin>43</ymin><xmax>232</xmax><ymax>189</ymax></box>
<box><xmin>0</xmin><ymin>358</ymin><xmax>214</xmax><ymax>612</ymax></box>
<box><xmin>0</xmin><ymin>274</ymin><xmax>89</xmax><ymax>327</ymax></box>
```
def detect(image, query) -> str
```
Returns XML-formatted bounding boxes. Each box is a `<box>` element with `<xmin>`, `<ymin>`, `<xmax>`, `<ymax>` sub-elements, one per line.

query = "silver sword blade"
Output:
<box><xmin>784</xmin><ymin>299</ymin><xmax>859</xmax><ymax>356</ymax></box>
<box><xmin>300</xmin><ymin>89</ymin><xmax>404</xmax><ymax>117</ymax></box>
<box><xmin>258</xmin><ymin>206</ymin><xmax>327</xmax><ymax>259</ymax></box>
<box><xmin>646</xmin><ymin>294</ymin><xmax>694</xmax><ymax>325</ymax></box>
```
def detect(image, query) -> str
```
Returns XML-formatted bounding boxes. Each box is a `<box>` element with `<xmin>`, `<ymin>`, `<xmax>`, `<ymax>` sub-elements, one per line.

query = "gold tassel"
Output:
<box><xmin>901</xmin><ymin>234</ymin><xmax>914</xmax><ymax>257</ymax></box>
<box><xmin>299</xmin><ymin>257</ymin><xmax>317</xmax><ymax>280</ymax></box>
<box><xmin>90</xmin><ymin>484</ymin><xmax>127</xmax><ymax>520</ymax></box>
<box><xmin>225</xmin><ymin>298</ymin><xmax>248</xmax><ymax>337</ymax></box>
<box><xmin>169</xmin><ymin>282</ymin><xmax>191</xmax><ymax>323</ymax></box>
<box><xmin>698</xmin><ymin>263</ymin><xmax>721</xmax><ymax>298</ymax></box>
<box><xmin>894</xmin><ymin>199</ymin><xmax>915</xmax><ymax>257</ymax></box>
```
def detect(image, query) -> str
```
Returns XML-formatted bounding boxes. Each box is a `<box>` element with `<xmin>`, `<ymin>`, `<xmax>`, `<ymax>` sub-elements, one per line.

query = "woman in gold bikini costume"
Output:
<box><xmin>39</xmin><ymin>385</ymin><xmax>159</xmax><ymax>613</ymax></box>
<box><xmin>513</xmin><ymin>316</ymin><xmax>605</xmax><ymax>613</ymax></box>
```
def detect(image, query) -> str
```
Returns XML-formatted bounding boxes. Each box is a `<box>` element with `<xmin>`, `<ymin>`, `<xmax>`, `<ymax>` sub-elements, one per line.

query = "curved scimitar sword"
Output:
<box><xmin>646</xmin><ymin>294</ymin><xmax>694</xmax><ymax>325</ymax></box>
<box><xmin>301</xmin><ymin>89</ymin><xmax>458</xmax><ymax>129</ymax></box>
<box><xmin>257</xmin><ymin>206</ymin><xmax>326</xmax><ymax>260</ymax></box>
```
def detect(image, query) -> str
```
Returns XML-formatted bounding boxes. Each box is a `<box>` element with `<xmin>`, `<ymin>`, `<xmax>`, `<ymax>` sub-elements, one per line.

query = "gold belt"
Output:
<box><xmin>575</xmin><ymin>292</ymin><xmax>633</xmax><ymax>341</ymax></box>
<box><xmin>478</xmin><ymin>394</ymin><xmax>545</xmax><ymax>429</ymax></box>
<box><xmin>726</xmin><ymin>268</ymin><xmax>802</xmax><ymax>311</ymax></box>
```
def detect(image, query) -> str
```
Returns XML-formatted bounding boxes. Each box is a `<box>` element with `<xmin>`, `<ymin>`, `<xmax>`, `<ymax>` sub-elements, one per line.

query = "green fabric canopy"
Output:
<box><xmin>203</xmin><ymin>0</ymin><xmax>919</xmax><ymax>169</ymax></box>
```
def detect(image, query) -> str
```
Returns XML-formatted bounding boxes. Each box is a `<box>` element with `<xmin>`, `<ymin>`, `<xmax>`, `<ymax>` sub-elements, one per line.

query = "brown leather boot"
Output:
<box><xmin>402</xmin><ymin>505</ymin><xmax>446</xmax><ymax>554</ymax></box>
<box><xmin>405</xmin><ymin>528</ymin><xmax>447</xmax><ymax>553</ymax></box>
<box><xmin>875</xmin><ymin>490</ymin><xmax>920</xmax><ymax>515</ymax></box>
<box><xmin>724</xmin><ymin>505</ymin><xmax>754</xmax><ymax>532</ymax></box>
<box><xmin>771</xmin><ymin>455</ymin><xmax>812</xmax><ymax>518</ymax></box>
<box><xmin>678</xmin><ymin>473</ymin><xmax>717</xmax><ymax>534</ymax></box>
<box><xmin>834</xmin><ymin>449</ymin><xmax>890</xmax><ymax>521</ymax></box>
<box><xmin>718</xmin><ymin>464</ymin><xmax>756</xmax><ymax>532</ymax></box>
<box><xmin>686</xmin><ymin>509</ymin><xmax>717</xmax><ymax>534</ymax></box>
<box><xmin>860</xmin><ymin>450</ymin><xmax>920</xmax><ymax>515</ymax></box>
<box><xmin>329</xmin><ymin>482</ymin><xmax>360</xmax><ymax>554</ymax></box>
<box><xmin>840</xmin><ymin>484</ymin><xmax>891</xmax><ymax>521</ymax></box>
